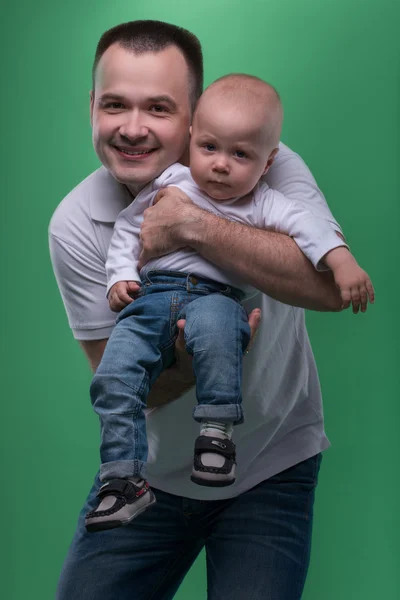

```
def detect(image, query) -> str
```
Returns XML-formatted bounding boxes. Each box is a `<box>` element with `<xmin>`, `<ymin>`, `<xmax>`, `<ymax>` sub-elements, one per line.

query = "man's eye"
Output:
<box><xmin>234</xmin><ymin>150</ymin><xmax>247</xmax><ymax>159</ymax></box>
<box><xmin>105</xmin><ymin>102</ymin><xmax>124</xmax><ymax>110</ymax></box>
<box><xmin>150</xmin><ymin>105</ymin><xmax>168</xmax><ymax>113</ymax></box>
<box><xmin>204</xmin><ymin>144</ymin><xmax>216</xmax><ymax>152</ymax></box>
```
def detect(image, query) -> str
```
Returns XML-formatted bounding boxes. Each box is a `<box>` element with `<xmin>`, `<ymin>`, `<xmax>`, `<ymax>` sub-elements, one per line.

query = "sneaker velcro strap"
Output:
<box><xmin>194</xmin><ymin>436</ymin><xmax>236</xmax><ymax>459</ymax></box>
<box><xmin>97</xmin><ymin>479</ymin><xmax>148</xmax><ymax>502</ymax></box>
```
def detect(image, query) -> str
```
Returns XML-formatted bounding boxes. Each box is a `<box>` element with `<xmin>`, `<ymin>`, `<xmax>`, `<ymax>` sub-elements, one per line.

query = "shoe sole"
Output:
<box><xmin>86</xmin><ymin>495</ymin><xmax>157</xmax><ymax>533</ymax></box>
<box><xmin>190</xmin><ymin>474</ymin><xmax>235</xmax><ymax>487</ymax></box>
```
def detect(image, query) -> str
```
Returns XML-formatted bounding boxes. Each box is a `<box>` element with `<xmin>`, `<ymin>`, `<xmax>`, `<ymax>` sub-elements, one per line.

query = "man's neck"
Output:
<box><xmin>126</xmin><ymin>181</ymin><xmax>147</xmax><ymax>198</ymax></box>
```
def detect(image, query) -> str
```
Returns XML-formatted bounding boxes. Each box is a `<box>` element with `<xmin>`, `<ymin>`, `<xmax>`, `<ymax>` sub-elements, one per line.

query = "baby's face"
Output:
<box><xmin>189</xmin><ymin>97</ymin><xmax>274</xmax><ymax>200</ymax></box>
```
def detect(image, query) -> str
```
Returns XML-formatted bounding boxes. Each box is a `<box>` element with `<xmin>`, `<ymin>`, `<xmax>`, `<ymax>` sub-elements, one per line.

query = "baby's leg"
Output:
<box><xmin>183</xmin><ymin>293</ymin><xmax>251</xmax><ymax>486</ymax></box>
<box><xmin>86</xmin><ymin>291</ymin><xmax>176</xmax><ymax>531</ymax></box>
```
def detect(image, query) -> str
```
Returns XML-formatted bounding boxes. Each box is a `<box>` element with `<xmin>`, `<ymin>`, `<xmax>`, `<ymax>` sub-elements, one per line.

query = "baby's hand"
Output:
<box><xmin>334</xmin><ymin>263</ymin><xmax>374</xmax><ymax>313</ymax></box>
<box><xmin>324</xmin><ymin>248</ymin><xmax>375</xmax><ymax>313</ymax></box>
<box><xmin>108</xmin><ymin>281</ymin><xmax>141</xmax><ymax>312</ymax></box>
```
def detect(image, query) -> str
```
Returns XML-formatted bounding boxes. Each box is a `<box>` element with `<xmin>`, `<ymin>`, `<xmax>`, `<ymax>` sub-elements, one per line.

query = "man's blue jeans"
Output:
<box><xmin>57</xmin><ymin>453</ymin><xmax>322</xmax><ymax>599</ymax></box>
<box><xmin>90</xmin><ymin>271</ymin><xmax>251</xmax><ymax>481</ymax></box>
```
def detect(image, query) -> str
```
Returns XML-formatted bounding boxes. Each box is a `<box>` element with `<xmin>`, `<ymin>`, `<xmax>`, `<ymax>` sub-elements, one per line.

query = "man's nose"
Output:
<box><xmin>212</xmin><ymin>155</ymin><xmax>230</xmax><ymax>173</ymax></box>
<box><xmin>119</xmin><ymin>110</ymin><xmax>149</xmax><ymax>140</ymax></box>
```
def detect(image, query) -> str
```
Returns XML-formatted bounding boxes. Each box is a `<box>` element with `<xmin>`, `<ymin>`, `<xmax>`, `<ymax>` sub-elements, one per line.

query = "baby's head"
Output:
<box><xmin>189</xmin><ymin>74</ymin><xmax>283</xmax><ymax>200</ymax></box>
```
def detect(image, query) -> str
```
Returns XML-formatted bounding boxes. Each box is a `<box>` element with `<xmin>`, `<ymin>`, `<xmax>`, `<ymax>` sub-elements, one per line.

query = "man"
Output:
<box><xmin>50</xmin><ymin>20</ymin><xmax>344</xmax><ymax>600</ymax></box>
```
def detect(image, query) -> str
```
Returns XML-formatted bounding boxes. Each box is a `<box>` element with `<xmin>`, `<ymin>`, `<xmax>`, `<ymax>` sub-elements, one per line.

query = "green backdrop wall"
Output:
<box><xmin>2</xmin><ymin>1</ymin><xmax>398</xmax><ymax>598</ymax></box>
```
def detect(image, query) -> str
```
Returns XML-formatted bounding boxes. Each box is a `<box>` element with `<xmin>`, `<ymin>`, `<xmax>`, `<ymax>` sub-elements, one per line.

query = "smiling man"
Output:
<box><xmin>91</xmin><ymin>43</ymin><xmax>192</xmax><ymax>195</ymax></box>
<box><xmin>50</xmin><ymin>20</ymin><xmax>344</xmax><ymax>600</ymax></box>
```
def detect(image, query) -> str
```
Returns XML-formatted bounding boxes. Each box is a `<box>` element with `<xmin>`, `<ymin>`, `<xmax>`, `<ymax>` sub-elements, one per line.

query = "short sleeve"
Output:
<box><xmin>49</xmin><ymin>233</ymin><xmax>116</xmax><ymax>340</ymax></box>
<box><xmin>264</xmin><ymin>142</ymin><xmax>344</xmax><ymax>234</ymax></box>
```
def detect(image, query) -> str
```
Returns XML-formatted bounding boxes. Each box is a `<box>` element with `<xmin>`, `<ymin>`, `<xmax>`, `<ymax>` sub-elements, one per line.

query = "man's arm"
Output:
<box><xmin>80</xmin><ymin>339</ymin><xmax>108</xmax><ymax>373</ymax></box>
<box><xmin>138</xmin><ymin>144</ymin><xmax>345</xmax><ymax>312</ymax></box>
<box><xmin>186</xmin><ymin>212</ymin><xmax>342</xmax><ymax>311</ymax></box>
<box><xmin>139</xmin><ymin>189</ymin><xmax>343</xmax><ymax>312</ymax></box>
<box><xmin>193</xmin><ymin>212</ymin><xmax>344</xmax><ymax>311</ymax></box>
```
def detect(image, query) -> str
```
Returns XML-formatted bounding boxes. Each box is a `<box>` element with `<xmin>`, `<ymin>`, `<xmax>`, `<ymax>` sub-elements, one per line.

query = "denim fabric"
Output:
<box><xmin>57</xmin><ymin>453</ymin><xmax>322</xmax><ymax>600</ymax></box>
<box><xmin>90</xmin><ymin>271</ymin><xmax>251</xmax><ymax>481</ymax></box>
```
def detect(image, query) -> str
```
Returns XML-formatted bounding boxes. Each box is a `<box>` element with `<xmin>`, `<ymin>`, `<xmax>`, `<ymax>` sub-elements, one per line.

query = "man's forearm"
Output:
<box><xmin>184</xmin><ymin>211</ymin><xmax>343</xmax><ymax>311</ymax></box>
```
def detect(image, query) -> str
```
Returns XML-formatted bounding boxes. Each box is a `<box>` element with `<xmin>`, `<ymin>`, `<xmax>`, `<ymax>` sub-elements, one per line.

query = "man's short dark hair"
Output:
<box><xmin>92</xmin><ymin>20</ymin><xmax>204</xmax><ymax>111</ymax></box>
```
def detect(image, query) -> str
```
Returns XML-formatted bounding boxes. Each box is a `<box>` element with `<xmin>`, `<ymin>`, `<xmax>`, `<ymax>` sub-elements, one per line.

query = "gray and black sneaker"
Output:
<box><xmin>85</xmin><ymin>478</ymin><xmax>156</xmax><ymax>532</ymax></box>
<box><xmin>191</xmin><ymin>435</ymin><xmax>236</xmax><ymax>487</ymax></box>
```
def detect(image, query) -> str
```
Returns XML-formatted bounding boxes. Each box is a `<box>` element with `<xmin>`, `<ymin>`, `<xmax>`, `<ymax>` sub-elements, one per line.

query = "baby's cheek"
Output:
<box><xmin>190</xmin><ymin>162</ymin><xmax>204</xmax><ymax>188</ymax></box>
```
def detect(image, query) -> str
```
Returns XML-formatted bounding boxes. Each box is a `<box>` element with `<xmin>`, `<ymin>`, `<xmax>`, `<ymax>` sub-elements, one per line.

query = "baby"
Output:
<box><xmin>85</xmin><ymin>74</ymin><xmax>374</xmax><ymax>532</ymax></box>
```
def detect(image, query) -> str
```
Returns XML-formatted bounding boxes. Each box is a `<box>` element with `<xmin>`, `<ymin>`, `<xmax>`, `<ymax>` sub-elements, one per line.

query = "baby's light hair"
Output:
<box><xmin>193</xmin><ymin>73</ymin><xmax>283</xmax><ymax>148</ymax></box>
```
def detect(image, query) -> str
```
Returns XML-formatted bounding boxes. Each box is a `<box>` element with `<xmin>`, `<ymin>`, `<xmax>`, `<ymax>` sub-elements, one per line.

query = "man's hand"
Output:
<box><xmin>324</xmin><ymin>247</ymin><xmax>375</xmax><ymax>313</ymax></box>
<box><xmin>175</xmin><ymin>307</ymin><xmax>262</xmax><ymax>376</ymax></box>
<box><xmin>108</xmin><ymin>281</ymin><xmax>141</xmax><ymax>312</ymax></box>
<box><xmin>138</xmin><ymin>186</ymin><xmax>203</xmax><ymax>269</ymax></box>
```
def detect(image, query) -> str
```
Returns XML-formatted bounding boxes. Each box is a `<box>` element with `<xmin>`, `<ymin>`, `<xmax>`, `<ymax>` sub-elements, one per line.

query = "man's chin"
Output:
<box><xmin>108</xmin><ymin>162</ymin><xmax>159</xmax><ymax>190</ymax></box>
<box><xmin>103</xmin><ymin>150</ymin><xmax>177</xmax><ymax>191</ymax></box>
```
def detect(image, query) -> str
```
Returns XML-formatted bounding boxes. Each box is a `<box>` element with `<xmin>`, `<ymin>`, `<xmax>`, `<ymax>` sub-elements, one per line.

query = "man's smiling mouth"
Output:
<box><xmin>114</xmin><ymin>146</ymin><xmax>157</xmax><ymax>157</ymax></box>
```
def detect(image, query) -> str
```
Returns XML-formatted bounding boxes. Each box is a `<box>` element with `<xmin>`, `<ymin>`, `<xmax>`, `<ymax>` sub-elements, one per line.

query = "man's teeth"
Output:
<box><xmin>119</xmin><ymin>148</ymin><xmax>153</xmax><ymax>156</ymax></box>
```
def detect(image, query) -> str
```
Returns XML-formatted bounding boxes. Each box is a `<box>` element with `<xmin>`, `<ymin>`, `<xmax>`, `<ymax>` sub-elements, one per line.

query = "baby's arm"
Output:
<box><xmin>107</xmin><ymin>165</ymin><xmax>195</xmax><ymax>311</ymax></box>
<box><xmin>258</xmin><ymin>188</ymin><xmax>374</xmax><ymax>313</ymax></box>
<box><xmin>322</xmin><ymin>246</ymin><xmax>374</xmax><ymax>313</ymax></box>
<box><xmin>106</xmin><ymin>201</ymin><xmax>145</xmax><ymax>312</ymax></box>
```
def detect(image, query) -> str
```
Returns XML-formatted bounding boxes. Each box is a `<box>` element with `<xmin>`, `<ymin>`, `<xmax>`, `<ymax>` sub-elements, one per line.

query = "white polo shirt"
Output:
<box><xmin>49</xmin><ymin>142</ymin><xmax>341</xmax><ymax>500</ymax></box>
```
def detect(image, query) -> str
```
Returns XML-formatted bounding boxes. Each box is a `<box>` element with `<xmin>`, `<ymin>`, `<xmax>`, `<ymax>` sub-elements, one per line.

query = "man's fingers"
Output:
<box><xmin>174</xmin><ymin>310</ymin><xmax>261</xmax><ymax>360</ymax></box>
<box><xmin>138</xmin><ymin>250</ymin><xmax>147</xmax><ymax>271</ymax></box>
<box><xmin>174</xmin><ymin>319</ymin><xmax>193</xmax><ymax>374</ymax></box>
<box><xmin>175</xmin><ymin>319</ymin><xmax>187</xmax><ymax>352</ymax></box>
<box><xmin>153</xmin><ymin>188</ymin><xmax>167</xmax><ymax>205</ymax></box>
<box><xmin>245</xmin><ymin>309</ymin><xmax>262</xmax><ymax>353</ymax></box>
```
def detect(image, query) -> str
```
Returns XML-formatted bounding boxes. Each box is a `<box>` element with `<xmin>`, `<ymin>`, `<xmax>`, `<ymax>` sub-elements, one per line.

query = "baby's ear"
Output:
<box><xmin>262</xmin><ymin>147</ymin><xmax>279</xmax><ymax>175</ymax></box>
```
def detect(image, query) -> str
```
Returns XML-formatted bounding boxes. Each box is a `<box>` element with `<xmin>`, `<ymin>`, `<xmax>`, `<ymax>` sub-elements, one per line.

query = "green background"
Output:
<box><xmin>2</xmin><ymin>0</ymin><xmax>398</xmax><ymax>598</ymax></box>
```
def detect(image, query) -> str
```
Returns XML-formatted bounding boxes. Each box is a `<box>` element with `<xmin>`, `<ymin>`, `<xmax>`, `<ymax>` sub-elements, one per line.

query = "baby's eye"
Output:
<box><xmin>204</xmin><ymin>143</ymin><xmax>216</xmax><ymax>152</ymax></box>
<box><xmin>234</xmin><ymin>150</ymin><xmax>247</xmax><ymax>159</ymax></box>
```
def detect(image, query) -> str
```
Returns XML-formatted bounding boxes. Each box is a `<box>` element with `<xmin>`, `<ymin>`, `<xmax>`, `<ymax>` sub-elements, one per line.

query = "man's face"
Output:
<box><xmin>91</xmin><ymin>44</ymin><xmax>192</xmax><ymax>195</ymax></box>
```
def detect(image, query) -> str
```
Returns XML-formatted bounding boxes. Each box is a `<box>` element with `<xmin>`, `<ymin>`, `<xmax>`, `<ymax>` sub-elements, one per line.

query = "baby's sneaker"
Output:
<box><xmin>191</xmin><ymin>422</ymin><xmax>236</xmax><ymax>487</ymax></box>
<box><xmin>85</xmin><ymin>478</ymin><xmax>156</xmax><ymax>532</ymax></box>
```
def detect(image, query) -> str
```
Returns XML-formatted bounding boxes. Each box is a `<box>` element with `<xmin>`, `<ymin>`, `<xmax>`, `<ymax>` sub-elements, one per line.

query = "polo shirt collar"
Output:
<box><xmin>89</xmin><ymin>166</ymin><xmax>134</xmax><ymax>223</ymax></box>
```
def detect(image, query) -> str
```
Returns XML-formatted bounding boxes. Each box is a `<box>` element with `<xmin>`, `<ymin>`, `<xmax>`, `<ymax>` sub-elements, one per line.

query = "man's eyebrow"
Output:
<box><xmin>98</xmin><ymin>93</ymin><xmax>125</xmax><ymax>103</ymax></box>
<box><xmin>97</xmin><ymin>93</ymin><xmax>178</xmax><ymax>110</ymax></box>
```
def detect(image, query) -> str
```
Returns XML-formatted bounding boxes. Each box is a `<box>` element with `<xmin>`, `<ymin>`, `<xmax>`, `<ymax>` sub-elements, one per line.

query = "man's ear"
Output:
<box><xmin>89</xmin><ymin>90</ymin><xmax>94</xmax><ymax>126</ymax></box>
<box><xmin>262</xmin><ymin>147</ymin><xmax>280</xmax><ymax>176</ymax></box>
